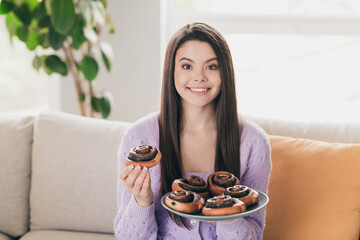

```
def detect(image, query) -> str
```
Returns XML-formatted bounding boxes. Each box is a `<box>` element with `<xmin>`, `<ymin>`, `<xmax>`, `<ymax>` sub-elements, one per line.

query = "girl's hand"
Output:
<box><xmin>119</xmin><ymin>165</ymin><xmax>154</xmax><ymax>207</ymax></box>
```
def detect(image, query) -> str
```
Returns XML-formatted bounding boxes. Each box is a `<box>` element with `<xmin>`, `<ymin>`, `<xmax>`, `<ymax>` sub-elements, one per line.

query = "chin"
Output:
<box><xmin>185</xmin><ymin>100</ymin><xmax>216</xmax><ymax>109</ymax></box>
<box><xmin>180</xmin><ymin>93</ymin><xmax>219</xmax><ymax>109</ymax></box>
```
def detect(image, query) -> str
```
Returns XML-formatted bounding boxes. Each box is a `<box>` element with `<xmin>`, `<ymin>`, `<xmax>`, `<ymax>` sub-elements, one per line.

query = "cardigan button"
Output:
<box><xmin>190</xmin><ymin>219</ymin><xmax>198</xmax><ymax>226</ymax></box>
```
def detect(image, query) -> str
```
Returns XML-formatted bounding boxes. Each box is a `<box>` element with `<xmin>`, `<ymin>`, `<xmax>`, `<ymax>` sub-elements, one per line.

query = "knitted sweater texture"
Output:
<box><xmin>114</xmin><ymin>112</ymin><xmax>272</xmax><ymax>240</ymax></box>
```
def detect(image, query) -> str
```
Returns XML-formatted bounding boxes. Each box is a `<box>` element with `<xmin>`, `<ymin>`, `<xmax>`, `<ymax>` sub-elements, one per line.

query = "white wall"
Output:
<box><xmin>60</xmin><ymin>0</ymin><xmax>162</xmax><ymax>122</ymax></box>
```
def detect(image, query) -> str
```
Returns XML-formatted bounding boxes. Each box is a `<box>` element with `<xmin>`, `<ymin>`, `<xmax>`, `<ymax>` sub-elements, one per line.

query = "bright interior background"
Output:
<box><xmin>0</xmin><ymin>22</ymin><xmax>49</xmax><ymax>112</ymax></box>
<box><xmin>1</xmin><ymin>0</ymin><xmax>360</xmax><ymax>122</ymax></box>
<box><xmin>229</xmin><ymin>34</ymin><xmax>360</xmax><ymax>121</ymax></box>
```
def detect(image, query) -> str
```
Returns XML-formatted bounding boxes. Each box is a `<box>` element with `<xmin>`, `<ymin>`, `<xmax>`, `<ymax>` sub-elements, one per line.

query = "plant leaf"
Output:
<box><xmin>99</xmin><ymin>0</ymin><xmax>107</xmax><ymax>9</ymax></box>
<box><xmin>79</xmin><ymin>94</ymin><xmax>85</xmax><ymax>103</ymax></box>
<box><xmin>79</xmin><ymin>55</ymin><xmax>98</xmax><ymax>81</ymax></box>
<box><xmin>90</xmin><ymin>93</ymin><xmax>112</xmax><ymax>118</ymax></box>
<box><xmin>45</xmin><ymin>0</ymin><xmax>51</xmax><ymax>14</ymax></box>
<box><xmin>26</xmin><ymin>28</ymin><xmax>38</xmax><ymax>50</ymax></box>
<box><xmin>13</xmin><ymin>4</ymin><xmax>31</xmax><ymax>26</ymax></box>
<box><xmin>99</xmin><ymin>93</ymin><xmax>111</xmax><ymax>118</ymax></box>
<box><xmin>6</xmin><ymin>12</ymin><xmax>22</xmax><ymax>42</ymax></box>
<box><xmin>71</xmin><ymin>16</ymin><xmax>86</xmax><ymax>49</ymax></box>
<box><xmin>100</xmin><ymin>41</ymin><xmax>114</xmax><ymax>72</ymax></box>
<box><xmin>105</xmin><ymin>12</ymin><xmax>114</xmax><ymax>34</ymax></box>
<box><xmin>91</xmin><ymin>97</ymin><xmax>101</xmax><ymax>112</ymax></box>
<box><xmin>79</xmin><ymin>0</ymin><xmax>94</xmax><ymax>28</ymax></box>
<box><xmin>31</xmin><ymin>1</ymin><xmax>46</xmax><ymax>20</ymax></box>
<box><xmin>92</xmin><ymin>1</ymin><xmax>105</xmax><ymax>26</ymax></box>
<box><xmin>40</xmin><ymin>55</ymin><xmax>52</xmax><ymax>75</ymax></box>
<box><xmin>83</xmin><ymin>27</ymin><xmax>97</xmax><ymax>43</ymax></box>
<box><xmin>49</xmin><ymin>26</ymin><xmax>66</xmax><ymax>50</ymax></box>
<box><xmin>16</xmin><ymin>24</ymin><xmax>29</xmax><ymax>42</ymax></box>
<box><xmin>23</xmin><ymin>0</ymin><xmax>39</xmax><ymax>12</ymax></box>
<box><xmin>32</xmin><ymin>55</ymin><xmax>41</xmax><ymax>71</ymax></box>
<box><xmin>37</xmin><ymin>32</ymin><xmax>50</xmax><ymax>48</ymax></box>
<box><xmin>49</xmin><ymin>0</ymin><xmax>75</xmax><ymax>35</ymax></box>
<box><xmin>0</xmin><ymin>0</ymin><xmax>15</xmax><ymax>14</ymax></box>
<box><xmin>38</xmin><ymin>15</ymin><xmax>50</xmax><ymax>28</ymax></box>
<box><xmin>44</xmin><ymin>55</ymin><xmax>68</xmax><ymax>76</ymax></box>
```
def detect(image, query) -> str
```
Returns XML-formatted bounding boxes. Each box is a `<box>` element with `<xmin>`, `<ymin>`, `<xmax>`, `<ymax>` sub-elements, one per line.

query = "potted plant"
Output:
<box><xmin>0</xmin><ymin>0</ymin><xmax>115</xmax><ymax>118</ymax></box>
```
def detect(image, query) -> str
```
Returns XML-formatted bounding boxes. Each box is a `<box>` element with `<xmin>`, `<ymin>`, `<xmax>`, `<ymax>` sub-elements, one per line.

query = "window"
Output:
<box><xmin>165</xmin><ymin>0</ymin><xmax>360</xmax><ymax>122</ymax></box>
<box><xmin>0</xmin><ymin>16</ymin><xmax>50</xmax><ymax>114</ymax></box>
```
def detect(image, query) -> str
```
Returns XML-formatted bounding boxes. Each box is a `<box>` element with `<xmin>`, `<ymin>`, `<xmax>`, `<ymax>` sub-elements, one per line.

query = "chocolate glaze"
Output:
<box><xmin>225</xmin><ymin>185</ymin><xmax>250</xmax><ymax>198</ymax></box>
<box><xmin>176</xmin><ymin>176</ymin><xmax>208</xmax><ymax>193</ymax></box>
<box><xmin>205</xmin><ymin>195</ymin><xmax>234</xmax><ymax>208</ymax></box>
<box><xmin>127</xmin><ymin>145</ymin><xmax>158</xmax><ymax>162</ymax></box>
<box><xmin>187</xmin><ymin>175</ymin><xmax>206</xmax><ymax>187</ymax></box>
<box><xmin>211</xmin><ymin>172</ymin><xmax>239</xmax><ymax>188</ymax></box>
<box><xmin>168</xmin><ymin>190</ymin><xmax>194</xmax><ymax>203</ymax></box>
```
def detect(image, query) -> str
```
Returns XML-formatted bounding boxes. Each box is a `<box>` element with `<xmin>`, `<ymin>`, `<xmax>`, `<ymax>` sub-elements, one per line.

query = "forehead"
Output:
<box><xmin>175</xmin><ymin>40</ymin><xmax>217</xmax><ymax>60</ymax></box>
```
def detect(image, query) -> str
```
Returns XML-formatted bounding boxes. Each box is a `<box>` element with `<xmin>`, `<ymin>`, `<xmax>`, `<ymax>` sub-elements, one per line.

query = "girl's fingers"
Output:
<box><xmin>132</xmin><ymin>167</ymin><xmax>148</xmax><ymax>194</ymax></box>
<box><xmin>119</xmin><ymin>165</ymin><xmax>134</xmax><ymax>181</ymax></box>
<box><xmin>124</xmin><ymin>165</ymin><xmax>142</xmax><ymax>188</ymax></box>
<box><xmin>140</xmin><ymin>171</ymin><xmax>151</xmax><ymax>195</ymax></box>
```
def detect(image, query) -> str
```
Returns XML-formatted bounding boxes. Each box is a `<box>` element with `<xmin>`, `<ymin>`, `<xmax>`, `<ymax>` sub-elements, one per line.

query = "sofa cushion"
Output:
<box><xmin>263</xmin><ymin>135</ymin><xmax>360</xmax><ymax>240</ymax></box>
<box><xmin>20</xmin><ymin>230</ymin><xmax>116</xmax><ymax>240</ymax></box>
<box><xmin>30</xmin><ymin>110</ymin><xmax>131</xmax><ymax>233</ymax></box>
<box><xmin>0</xmin><ymin>232</ymin><xmax>15</xmax><ymax>240</ymax></box>
<box><xmin>0</xmin><ymin>115</ymin><xmax>33</xmax><ymax>237</ymax></box>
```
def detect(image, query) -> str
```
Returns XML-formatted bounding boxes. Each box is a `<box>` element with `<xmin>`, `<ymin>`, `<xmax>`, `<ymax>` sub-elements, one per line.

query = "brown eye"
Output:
<box><xmin>182</xmin><ymin>64</ymin><xmax>191</xmax><ymax>69</ymax></box>
<box><xmin>207</xmin><ymin>65</ymin><xmax>217</xmax><ymax>70</ymax></box>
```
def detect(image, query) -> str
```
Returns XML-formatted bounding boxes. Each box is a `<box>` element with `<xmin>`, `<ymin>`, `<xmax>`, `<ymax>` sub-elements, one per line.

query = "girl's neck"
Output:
<box><xmin>181</xmin><ymin>103</ymin><xmax>217</xmax><ymax>132</ymax></box>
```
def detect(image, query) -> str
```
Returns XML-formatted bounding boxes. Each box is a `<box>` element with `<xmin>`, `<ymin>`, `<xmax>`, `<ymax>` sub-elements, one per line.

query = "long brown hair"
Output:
<box><xmin>159</xmin><ymin>22</ymin><xmax>241</xmax><ymax>229</ymax></box>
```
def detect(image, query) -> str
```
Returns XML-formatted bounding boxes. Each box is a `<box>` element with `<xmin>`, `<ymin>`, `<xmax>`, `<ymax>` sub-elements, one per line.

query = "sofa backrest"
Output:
<box><xmin>245</xmin><ymin>114</ymin><xmax>360</xmax><ymax>143</ymax></box>
<box><xmin>0</xmin><ymin>115</ymin><xmax>33</xmax><ymax>238</ymax></box>
<box><xmin>2</xmin><ymin>110</ymin><xmax>359</xmax><ymax>238</ymax></box>
<box><xmin>29</xmin><ymin>110</ymin><xmax>131</xmax><ymax>234</ymax></box>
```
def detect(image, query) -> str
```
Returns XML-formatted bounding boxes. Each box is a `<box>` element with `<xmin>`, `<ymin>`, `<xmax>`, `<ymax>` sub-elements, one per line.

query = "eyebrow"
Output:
<box><xmin>178</xmin><ymin>57</ymin><xmax>218</xmax><ymax>63</ymax></box>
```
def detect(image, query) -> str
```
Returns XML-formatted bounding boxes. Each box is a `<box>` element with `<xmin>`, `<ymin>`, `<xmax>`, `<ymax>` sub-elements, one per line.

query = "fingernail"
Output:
<box><xmin>144</xmin><ymin>166</ymin><xmax>148</xmax><ymax>171</ymax></box>
<box><xmin>136</xmin><ymin>165</ymin><xmax>141</xmax><ymax>170</ymax></box>
<box><xmin>128</xmin><ymin>165</ymin><xmax>134</xmax><ymax>170</ymax></box>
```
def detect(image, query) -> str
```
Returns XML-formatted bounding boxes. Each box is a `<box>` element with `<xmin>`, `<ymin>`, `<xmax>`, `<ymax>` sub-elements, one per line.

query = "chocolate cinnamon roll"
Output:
<box><xmin>202</xmin><ymin>195</ymin><xmax>246</xmax><ymax>216</ymax></box>
<box><xmin>165</xmin><ymin>190</ymin><xmax>205</xmax><ymax>214</ymax></box>
<box><xmin>224</xmin><ymin>185</ymin><xmax>259</xmax><ymax>207</ymax></box>
<box><xmin>125</xmin><ymin>144</ymin><xmax>161</xmax><ymax>168</ymax></box>
<box><xmin>208</xmin><ymin>171</ymin><xmax>240</xmax><ymax>196</ymax></box>
<box><xmin>172</xmin><ymin>175</ymin><xmax>209</xmax><ymax>199</ymax></box>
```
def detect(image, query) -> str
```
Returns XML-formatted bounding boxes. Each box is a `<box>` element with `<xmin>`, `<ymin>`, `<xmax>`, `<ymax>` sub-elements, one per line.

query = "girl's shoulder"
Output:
<box><xmin>240</xmin><ymin>116</ymin><xmax>269</xmax><ymax>144</ymax></box>
<box><xmin>123</xmin><ymin>111</ymin><xmax>160</xmax><ymax>140</ymax></box>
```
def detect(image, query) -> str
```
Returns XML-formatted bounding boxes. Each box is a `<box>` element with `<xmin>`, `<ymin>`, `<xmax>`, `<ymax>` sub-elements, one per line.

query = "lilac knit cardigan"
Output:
<box><xmin>114</xmin><ymin>112</ymin><xmax>271</xmax><ymax>240</ymax></box>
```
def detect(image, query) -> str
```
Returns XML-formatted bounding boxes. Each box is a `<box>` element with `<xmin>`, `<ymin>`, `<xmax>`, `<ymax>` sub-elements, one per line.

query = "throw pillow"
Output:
<box><xmin>263</xmin><ymin>135</ymin><xmax>360</xmax><ymax>240</ymax></box>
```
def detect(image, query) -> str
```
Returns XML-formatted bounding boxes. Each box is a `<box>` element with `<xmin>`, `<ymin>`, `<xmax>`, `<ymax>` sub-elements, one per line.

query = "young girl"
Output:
<box><xmin>114</xmin><ymin>22</ymin><xmax>271</xmax><ymax>239</ymax></box>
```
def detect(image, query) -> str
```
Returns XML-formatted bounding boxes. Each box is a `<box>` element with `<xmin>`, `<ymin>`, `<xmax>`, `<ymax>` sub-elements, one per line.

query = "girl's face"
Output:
<box><xmin>174</xmin><ymin>40</ymin><xmax>221</xmax><ymax>109</ymax></box>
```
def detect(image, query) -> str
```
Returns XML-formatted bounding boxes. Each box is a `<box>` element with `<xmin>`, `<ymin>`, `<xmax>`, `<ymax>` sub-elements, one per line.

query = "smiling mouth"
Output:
<box><xmin>187</xmin><ymin>88</ymin><xmax>210</xmax><ymax>93</ymax></box>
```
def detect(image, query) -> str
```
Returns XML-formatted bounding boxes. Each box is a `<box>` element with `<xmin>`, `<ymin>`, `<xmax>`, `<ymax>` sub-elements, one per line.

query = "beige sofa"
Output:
<box><xmin>0</xmin><ymin>110</ymin><xmax>130</xmax><ymax>240</ymax></box>
<box><xmin>1</xmin><ymin>110</ymin><xmax>359</xmax><ymax>240</ymax></box>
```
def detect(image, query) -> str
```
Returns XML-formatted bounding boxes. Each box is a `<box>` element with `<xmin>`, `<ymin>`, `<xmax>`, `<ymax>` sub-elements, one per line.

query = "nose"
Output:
<box><xmin>193</xmin><ymin>68</ymin><xmax>207</xmax><ymax>82</ymax></box>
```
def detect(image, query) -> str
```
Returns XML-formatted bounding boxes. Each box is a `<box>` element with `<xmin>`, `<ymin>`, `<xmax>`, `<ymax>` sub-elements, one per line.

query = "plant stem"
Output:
<box><xmin>62</xmin><ymin>44</ymin><xmax>87</xmax><ymax>116</ymax></box>
<box><xmin>85</xmin><ymin>41</ymin><xmax>96</xmax><ymax>117</ymax></box>
<box><xmin>89</xmin><ymin>82</ymin><xmax>96</xmax><ymax>117</ymax></box>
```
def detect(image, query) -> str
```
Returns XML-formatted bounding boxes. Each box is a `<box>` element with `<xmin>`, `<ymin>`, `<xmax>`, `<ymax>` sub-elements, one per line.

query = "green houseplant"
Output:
<box><xmin>0</xmin><ymin>0</ymin><xmax>114</xmax><ymax>118</ymax></box>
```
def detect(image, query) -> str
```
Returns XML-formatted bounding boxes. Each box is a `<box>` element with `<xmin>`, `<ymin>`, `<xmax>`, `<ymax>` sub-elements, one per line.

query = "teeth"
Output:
<box><xmin>190</xmin><ymin>88</ymin><xmax>208</xmax><ymax>92</ymax></box>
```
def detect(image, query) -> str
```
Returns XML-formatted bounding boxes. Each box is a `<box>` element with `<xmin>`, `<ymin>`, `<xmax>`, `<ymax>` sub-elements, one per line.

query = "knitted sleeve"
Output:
<box><xmin>216</xmin><ymin>136</ymin><xmax>272</xmax><ymax>240</ymax></box>
<box><xmin>114</xmin><ymin>133</ymin><xmax>158</xmax><ymax>240</ymax></box>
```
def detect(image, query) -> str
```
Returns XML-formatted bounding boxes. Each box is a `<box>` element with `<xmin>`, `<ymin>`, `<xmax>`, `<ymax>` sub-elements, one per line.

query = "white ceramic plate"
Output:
<box><xmin>161</xmin><ymin>190</ymin><xmax>269</xmax><ymax>222</ymax></box>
